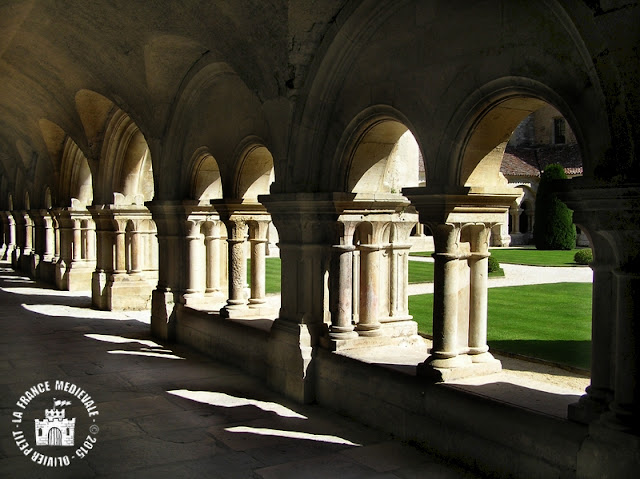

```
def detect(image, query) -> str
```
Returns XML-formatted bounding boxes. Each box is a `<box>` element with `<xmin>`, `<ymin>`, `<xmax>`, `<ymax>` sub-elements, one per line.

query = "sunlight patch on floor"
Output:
<box><xmin>225</xmin><ymin>426</ymin><xmax>361</xmax><ymax>446</ymax></box>
<box><xmin>107</xmin><ymin>349</ymin><xmax>184</xmax><ymax>360</ymax></box>
<box><xmin>167</xmin><ymin>389</ymin><xmax>307</xmax><ymax>419</ymax></box>
<box><xmin>85</xmin><ymin>333</ymin><xmax>161</xmax><ymax>348</ymax></box>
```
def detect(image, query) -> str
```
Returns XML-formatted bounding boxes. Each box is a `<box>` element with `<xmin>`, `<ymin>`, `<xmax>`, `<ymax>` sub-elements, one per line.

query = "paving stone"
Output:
<box><xmin>0</xmin><ymin>263</ymin><xmax>481</xmax><ymax>478</ymax></box>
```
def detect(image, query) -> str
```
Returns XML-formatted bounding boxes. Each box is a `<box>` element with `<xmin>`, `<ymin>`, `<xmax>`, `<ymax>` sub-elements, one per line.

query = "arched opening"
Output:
<box><xmin>182</xmin><ymin>151</ymin><xmax>227</xmax><ymax>309</ymax></box>
<box><xmin>193</xmin><ymin>154</ymin><xmax>222</xmax><ymax>201</ymax></box>
<box><xmin>119</xmin><ymin>131</ymin><xmax>154</xmax><ymax>202</ymax></box>
<box><xmin>347</xmin><ymin>122</ymin><xmax>421</xmax><ymax>194</ymax></box>
<box><xmin>457</xmin><ymin>97</ymin><xmax>590</xmax><ymax>376</ymax></box>
<box><xmin>91</xmin><ymin>111</ymin><xmax>158</xmax><ymax>310</ymax></box>
<box><xmin>328</xmin><ymin>118</ymin><xmax>421</xmax><ymax>341</ymax></box>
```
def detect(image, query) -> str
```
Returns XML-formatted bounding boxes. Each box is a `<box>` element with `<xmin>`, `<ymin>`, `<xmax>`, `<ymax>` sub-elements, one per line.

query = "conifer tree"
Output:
<box><xmin>533</xmin><ymin>163</ymin><xmax>576</xmax><ymax>250</ymax></box>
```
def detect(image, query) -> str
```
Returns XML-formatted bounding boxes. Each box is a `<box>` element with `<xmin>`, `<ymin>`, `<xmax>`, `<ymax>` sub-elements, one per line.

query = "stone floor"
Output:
<box><xmin>0</xmin><ymin>263</ymin><xmax>481</xmax><ymax>478</ymax></box>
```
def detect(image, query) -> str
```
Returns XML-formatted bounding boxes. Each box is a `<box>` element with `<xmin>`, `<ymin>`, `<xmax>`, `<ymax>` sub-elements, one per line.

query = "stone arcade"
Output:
<box><xmin>0</xmin><ymin>1</ymin><xmax>639</xmax><ymax>477</ymax></box>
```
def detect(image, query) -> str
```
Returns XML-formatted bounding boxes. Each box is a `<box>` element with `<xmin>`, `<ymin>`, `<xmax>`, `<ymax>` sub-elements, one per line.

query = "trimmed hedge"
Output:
<box><xmin>574</xmin><ymin>249</ymin><xmax>593</xmax><ymax>265</ymax></box>
<box><xmin>488</xmin><ymin>255</ymin><xmax>501</xmax><ymax>273</ymax></box>
<box><xmin>533</xmin><ymin>163</ymin><xmax>576</xmax><ymax>250</ymax></box>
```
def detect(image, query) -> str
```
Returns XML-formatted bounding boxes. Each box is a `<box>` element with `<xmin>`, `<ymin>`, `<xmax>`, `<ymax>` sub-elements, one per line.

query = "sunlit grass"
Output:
<box><xmin>488</xmin><ymin>247</ymin><xmax>588</xmax><ymax>267</ymax></box>
<box><xmin>408</xmin><ymin>282</ymin><xmax>592</xmax><ymax>369</ymax></box>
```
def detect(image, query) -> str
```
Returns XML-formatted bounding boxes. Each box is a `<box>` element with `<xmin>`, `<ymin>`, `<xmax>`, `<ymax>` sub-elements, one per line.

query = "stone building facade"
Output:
<box><xmin>0</xmin><ymin>1</ymin><xmax>639</xmax><ymax>477</ymax></box>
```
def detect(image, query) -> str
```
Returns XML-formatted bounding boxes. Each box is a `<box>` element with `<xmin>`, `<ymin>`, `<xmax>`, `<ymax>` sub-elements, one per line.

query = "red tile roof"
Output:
<box><xmin>500</xmin><ymin>144</ymin><xmax>583</xmax><ymax>177</ymax></box>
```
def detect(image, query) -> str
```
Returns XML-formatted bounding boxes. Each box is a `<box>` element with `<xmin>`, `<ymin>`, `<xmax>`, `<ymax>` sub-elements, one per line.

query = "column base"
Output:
<box><xmin>417</xmin><ymin>354</ymin><xmax>502</xmax><ymax>381</ymax></box>
<box><xmin>104</xmin><ymin>273</ymin><xmax>153</xmax><ymax>310</ymax></box>
<box><xmin>151</xmin><ymin>289</ymin><xmax>177</xmax><ymax>341</ymax></box>
<box><xmin>327</xmin><ymin>327</ymin><xmax>359</xmax><ymax>341</ymax></box>
<box><xmin>355</xmin><ymin>324</ymin><xmax>383</xmax><ymax>337</ymax></box>
<box><xmin>267</xmin><ymin>318</ymin><xmax>317</xmax><ymax>403</ymax></box>
<box><xmin>221</xmin><ymin>301</ymin><xmax>277</xmax><ymax>319</ymax></box>
<box><xmin>568</xmin><ymin>390</ymin><xmax>611</xmax><ymax>425</ymax></box>
<box><xmin>57</xmin><ymin>262</ymin><xmax>94</xmax><ymax>291</ymax></box>
<box><xmin>577</xmin><ymin>420</ymin><xmax>640</xmax><ymax>478</ymax></box>
<box><xmin>469</xmin><ymin>351</ymin><xmax>497</xmax><ymax>363</ymax></box>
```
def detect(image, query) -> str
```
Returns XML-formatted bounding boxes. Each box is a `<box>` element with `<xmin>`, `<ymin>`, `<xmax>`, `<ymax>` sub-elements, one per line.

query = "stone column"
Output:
<box><xmin>4</xmin><ymin>213</ymin><xmax>16</xmax><ymax>261</ymax></box>
<box><xmin>185</xmin><ymin>220</ymin><xmax>204</xmax><ymax>295</ymax></box>
<box><xmin>356</xmin><ymin>244</ymin><xmax>382</xmax><ymax>336</ymax></box>
<box><xmin>72</xmin><ymin>219</ymin><xmax>82</xmax><ymax>262</ymax></box>
<box><xmin>147</xmin><ymin>202</ymin><xmax>183</xmax><ymax>341</ymax></box>
<box><xmin>114</xmin><ymin>223</ymin><xmax>127</xmax><ymax>274</ymax></box>
<box><xmin>329</xmin><ymin>244</ymin><xmax>358</xmax><ymax>339</ymax></box>
<box><xmin>23</xmin><ymin>212</ymin><xmax>33</xmax><ymax>256</ymax></box>
<box><xmin>569</xmin><ymin>234</ymin><xmax>614</xmax><ymax>424</ymax></box>
<box><xmin>221</xmin><ymin>217</ymin><xmax>248</xmax><ymax>316</ymax></box>
<box><xmin>387</xmin><ymin>218</ymin><xmax>416</xmax><ymax>321</ymax></box>
<box><xmin>85</xmin><ymin>222</ymin><xmax>96</xmax><ymax>262</ymax></box>
<box><xmin>128</xmin><ymin>223</ymin><xmax>143</xmax><ymax>274</ymax></box>
<box><xmin>427</xmin><ymin>223</ymin><xmax>469</xmax><ymax>368</ymax></box>
<box><xmin>512</xmin><ymin>208</ymin><xmax>521</xmax><ymax>234</ymax></box>
<box><xmin>608</xmin><ymin>267</ymin><xmax>640</xmax><ymax>432</ymax></box>
<box><xmin>248</xmin><ymin>219</ymin><xmax>270</xmax><ymax>309</ymax></box>
<box><xmin>42</xmin><ymin>213</ymin><xmax>54</xmax><ymax>261</ymax></box>
<box><xmin>203</xmin><ymin>221</ymin><xmax>220</xmax><ymax>294</ymax></box>
<box><xmin>466</xmin><ymin>224</ymin><xmax>494</xmax><ymax>363</ymax></box>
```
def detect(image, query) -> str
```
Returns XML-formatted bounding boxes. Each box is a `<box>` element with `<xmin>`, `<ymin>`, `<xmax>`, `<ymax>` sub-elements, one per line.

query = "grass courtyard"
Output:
<box><xmin>412</xmin><ymin>247</ymin><xmax>590</xmax><ymax>267</ymax></box>
<box><xmin>253</xmin><ymin>253</ymin><xmax>591</xmax><ymax>371</ymax></box>
<box><xmin>408</xmin><ymin>282</ymin><xmax>592</xmax><ymax>370</ymax></box>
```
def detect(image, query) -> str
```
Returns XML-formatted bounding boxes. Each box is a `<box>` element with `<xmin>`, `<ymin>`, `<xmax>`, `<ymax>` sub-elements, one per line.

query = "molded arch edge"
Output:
<box><xmin>332</xmin><ymin>105</ymin><xmax>423</xmax><ymax>194</ymax></box>
<box><xmin>442</xmin><ymin>77</ymin><xmax>607</xmax><ymax>191</ymax></box>
<box><xmin>232</xmin><ymin>136</ymin><xmax>275</xmax><ymax>201</ymax></box>
<box><xmin>286</xmin><ymin>0</ymin><xmax>409</xmax><ymax>192</ymax></box>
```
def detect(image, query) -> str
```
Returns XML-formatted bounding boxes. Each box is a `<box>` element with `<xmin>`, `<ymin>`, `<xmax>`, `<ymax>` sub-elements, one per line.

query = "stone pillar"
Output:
<box><xmin>569</xmin><ymin>233</ymin><xmax>614</xmax><ymax>424</ymax></box>
<box><xmin>129</xmin><ymin>224</ymin><xmax>143</xmax><ymax>274</ymax></box>
<box><xmin>466</xmin><ymin>224</ymin><xmax>495</xmax><ymax>363</ymax></box>
<box><xmin>356</xmin><ymin>244</ymin><xmax>382</xmax><ymax>337</ymax></box>
<box><xmin>248</xmin><ymin>219</ymin><xmax>270</xmax><ymax>309</ymax></box>
<box><xmin>221</xmin><ymin>218</ymin><xmax>248</xmax><ymax>316</ymax></box>
<box><xmin>404</xmin><ymin>187</ymin><xmax>514</xmax><ymax>380</ymax></box>
<box><xmin>427</xmin><ymin>223</ymin><xmax>470</xmax><ymax>368</ymax></box>
<box><xmin>85</xmin><ymin>222</ymin><xmax>96</xmax><ymax>262</ymax></box>
<box><xmin>3</xmin><ymin>213</ymin><xmax>16</xmax><ymax>261</ymax></box>
<box><xmin>42</xmin><ymin>213</ymin><xmax>54</xmax><ymax>261</ymax></box>
<box><xmin>72</xmin><ymin>219</ymin><xmax>82</xmax><ymax>262</ymax></box>
<box><xmin>23</xmin><ymin>212</ymin><xmax>33</xmax><ymax>257</ymax></box>
<box><xmin>203</xmin><ymin>221</ymin><xmax>220</xmax><ymax>294</ymax></box>
<box><xmin>329</xmin><ymin>244</ymin><xmax>357</xmax><ymax>339</ymax></box>
<box><xmin>259</xmin><ymin>192</ymin><xmax>342</xmax><ymax>403</ymax></box>
<box><xmin>184</xmin><ymin>220</ymin><xmax>204</xmax><ymax>296</ymax></box>
<box><xmin>114</xmin><ymin>222</ymin><xmax>126</xmax><ymax>274</ymax></box>
<box><xmin>511</xmin><ymin>208</ymin><xmax>521</xmax><ymax>234</ymax></box>
<box><xmin>607</xmin><ymin>267</ymin><xmax>640</xmax><ymax>431</ymax></box>
<box><xmin>147</xmin><ymin>201</ymin><xmax>184</xmax><ymax>341</ymax></box>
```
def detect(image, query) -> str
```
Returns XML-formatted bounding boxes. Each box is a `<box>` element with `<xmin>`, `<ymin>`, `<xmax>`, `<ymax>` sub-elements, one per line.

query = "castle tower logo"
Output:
<box><xmin>11</xmin><ymin>380</ymin><xmax>100</xmax><ymax>468</ymax></box>
<box><xmin>35</xmin><ymin>399</ymin><xmax>76</xmax><ymax>447</ymax></box>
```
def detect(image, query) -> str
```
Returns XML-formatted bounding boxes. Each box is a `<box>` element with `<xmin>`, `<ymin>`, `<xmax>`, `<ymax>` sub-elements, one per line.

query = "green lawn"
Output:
<box><xmin>247</xmin><ymin>257</ymin><xmax>281</xmax><ymax>294</ymax></box>
<box><xmin>408</xmin><ymin>260</ymin><xmax>503</xmax><ymax>283</ymax></box>
<box><xmin>408</xmin><ymin>282</ymin><xmax>592</xmax><ymax>370</ymax></box>
<box><xmin>408</xmin><ymin>261</ymin><xmax>435</xmax><ymax>283</ymax></box>
<box><xmin>488</xmin><ymin>247</ymin><xmax>588</xmax><ymax>267</ymax></box>
<box><xmin>412</xmin><ymin>247</ymin><xmax>589</xmax><ymax>267</ymax></box>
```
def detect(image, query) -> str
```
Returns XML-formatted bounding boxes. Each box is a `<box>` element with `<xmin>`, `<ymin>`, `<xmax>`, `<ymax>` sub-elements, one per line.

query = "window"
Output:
<box><xmin>553</xmin><ymin>117</ymin><xmax>566</xmax><ymax>144</ymax></box>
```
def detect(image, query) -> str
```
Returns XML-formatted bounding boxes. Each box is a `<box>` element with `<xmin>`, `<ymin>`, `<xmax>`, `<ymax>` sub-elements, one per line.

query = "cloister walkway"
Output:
<box><xmin>0</xmin><ymin>261</ymin><xmax>480</xmax><ymax>478</ymax></box>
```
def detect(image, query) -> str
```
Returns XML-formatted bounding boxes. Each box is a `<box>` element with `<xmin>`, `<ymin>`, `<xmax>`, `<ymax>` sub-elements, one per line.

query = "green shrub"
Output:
<box><xmin>488</xmin><ymin>255</ymin><xmax>501</xmax><ymax>273</ymax></box>
<box><xmin>574</xmin><ymin>249</ymin><xmax>593</xmax><ymax>265</ymax></box>
<box><xmin>533</xmin><ymin>163</ymin><xmax>577</xmax><ymax>250</ymax></box>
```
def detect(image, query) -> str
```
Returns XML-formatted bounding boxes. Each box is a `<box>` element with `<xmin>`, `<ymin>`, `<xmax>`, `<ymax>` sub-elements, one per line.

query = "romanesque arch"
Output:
<box><xmin>91</xmin><ymin>109</ymin><xmax>158</xmax><ymax>310</ymax></box>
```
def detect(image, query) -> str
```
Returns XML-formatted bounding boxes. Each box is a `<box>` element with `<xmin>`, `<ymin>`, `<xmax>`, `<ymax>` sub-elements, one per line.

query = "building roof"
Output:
<box><xmin>500</xmin><ymin>144</ymin><xmax>583</xmax><ymax>178</ymax></box>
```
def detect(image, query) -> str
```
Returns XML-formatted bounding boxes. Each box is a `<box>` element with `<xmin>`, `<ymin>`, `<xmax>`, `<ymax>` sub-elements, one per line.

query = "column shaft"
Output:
<box><xmin>329</xmin><ymin>245</ymin><xmax>357</xmax><ymax>339</ymax></box>
<box><xmin>356</xmin><ymin>245</ymin><xmax>382</xmax><ymax>336</ymax></box>
<box><xmin>249</xmin><ymin>238</ymin><xmax>267</xmax><ymax>305</ymax></box>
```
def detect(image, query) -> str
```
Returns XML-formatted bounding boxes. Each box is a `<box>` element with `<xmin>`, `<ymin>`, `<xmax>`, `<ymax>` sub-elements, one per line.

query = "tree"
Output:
<box><xmin>533</xmin><ymin>163</ymin><xmax>576</xmax><ymax>250</ymax></box>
